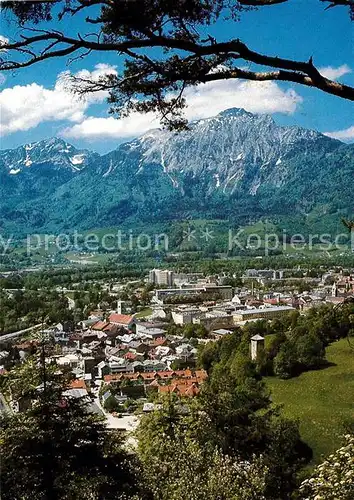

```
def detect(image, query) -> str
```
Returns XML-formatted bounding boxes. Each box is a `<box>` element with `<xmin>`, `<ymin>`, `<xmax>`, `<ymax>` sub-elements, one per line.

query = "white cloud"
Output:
<box><xmin>1</xmin><ymin>61</ymin><xmax>302</xmax><ymax>140</ymax></box>
<box><xmin>0</xmin><ymin>64</ymin><xmax>117</xmax><ymax>135</ymax></box>
<box><xmin>0</xmin><ymin>83</ymin><xmax>85</xmax><ymax>135</ymax></box>
<box><xmin>63</xmin><ymin>114</ymin><xmax>160</xmax><ymax>140</ymax></box>
<box><xmin>324</xmin><ymin>125</ymin><xmax>354</xmax><ymax>142</ymax></box>
<box><xmin>184</xmin><ymin>79</ymin><xmax>302</xmax><ymax>118</ymax></box>
<box><xmin>0</xmin><ymin>35</ymin><xmax>9</xmax><ymax>52</ymax></box>
<box><xmin>319</xmin><ymin>64</ymin><xmax>351</xmax><ymax>80</ymax></box>
<box><xmin>63</xmin><ymin>78</ymin><xmax>303</xmax><ymax>140</ymax></box>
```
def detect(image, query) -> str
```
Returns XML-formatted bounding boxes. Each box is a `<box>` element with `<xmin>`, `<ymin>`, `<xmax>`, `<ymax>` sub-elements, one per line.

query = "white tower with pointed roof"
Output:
<box><xmin>251</xmin><ymin>334</ymin><xmax>265</xmax><ymax>361</ymax></box>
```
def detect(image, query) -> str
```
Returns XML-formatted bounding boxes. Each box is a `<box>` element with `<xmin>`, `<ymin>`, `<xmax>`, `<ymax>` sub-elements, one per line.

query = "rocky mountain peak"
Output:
<box><xmin>0</xmin><ymin>137</ymin><xmax>94</xmax><ymax>174</ymax></box>
<box><xmin>0</xmin><ymin>108</ymin><xmax>350</xmax><ymax>236</ymax></box>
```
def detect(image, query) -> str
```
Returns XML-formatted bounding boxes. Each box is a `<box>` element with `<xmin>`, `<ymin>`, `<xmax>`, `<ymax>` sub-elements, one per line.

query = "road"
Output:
<box><xmin>0</xmin><ymin>323</ymin><xmax>42</xmax><ymax>342</ymax></box>
<box><xmin>93</xmin><ymin>383</ymin><xmax>139</xmax><ymax>444</ymax></box>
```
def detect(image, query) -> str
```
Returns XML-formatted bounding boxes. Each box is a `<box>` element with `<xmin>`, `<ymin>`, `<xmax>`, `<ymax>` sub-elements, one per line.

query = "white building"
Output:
<box><xmin>251</xmin><ymin>334</ymin><xmax>265</xmax><ymax>360</ymax></box>
<box><xmin>135</xmin><ymin>321</ymin><xmax>167</xmax><ymax>338</ymax></box>
<box><xmin>233</xmin><ymin>305</ymin><xmax>295</xmax><ymax>323</ymax></box>
<box><xmin>154</xmin><ymin>285</ymin><xmax>233</xmax><ymax>304</ymax></box>
<box><xmin>171</xmin><ymin>308</ymin><xmax>201</xmax><ymax>325</ymax></box>
<box><xmin>149</xmin><ymin>269</ymin><xmax>174</xmax><ymax>286</ymax></box>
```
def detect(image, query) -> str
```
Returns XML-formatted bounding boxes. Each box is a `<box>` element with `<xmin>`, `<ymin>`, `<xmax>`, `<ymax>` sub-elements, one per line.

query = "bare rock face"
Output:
<box><xmin>0</xmin><ymin>108</ymin><xmax>352</xmax><ymax>235</ymax></box>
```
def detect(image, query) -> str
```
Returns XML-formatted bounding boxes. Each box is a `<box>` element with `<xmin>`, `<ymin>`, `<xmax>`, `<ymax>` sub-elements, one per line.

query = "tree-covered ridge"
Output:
<box><xmin>198</xmin><ymin>301</ymin><xmax>354</xmax><ymax>379</ymax></box>
<box><xmin>134</xmin><ymin>301</ymin><xmax>354</xmax><ymax>498</ymax></box>
<box><xmin>2</xmin><ymin>354</ymin><xmax>353</xmax><ymax>499</ymax></box>
<box><xmin>1</xmin><ymin>112</ymin><xmax>353</xmax><ymax>236</ymax></box>
<box><xmin>0</xmin><ymin>359</ymin><xmax>142</xmax><ymax>500</ymax></box>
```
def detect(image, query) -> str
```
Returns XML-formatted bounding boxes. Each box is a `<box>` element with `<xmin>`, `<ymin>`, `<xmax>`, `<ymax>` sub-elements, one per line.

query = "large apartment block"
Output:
<box><xmin>233</xmin><ymin>305</ymin><xmax>295</xmax><ymax>322</ymax></box>
<box><xmin>149</xmin><ymin>269</ymin><xmax>174</xmax><ymax>286</ymax></box>
<box><xmin>154</xmin><ymin>285</ymin><xmax>233</xmax><ymax>304</ymax></box>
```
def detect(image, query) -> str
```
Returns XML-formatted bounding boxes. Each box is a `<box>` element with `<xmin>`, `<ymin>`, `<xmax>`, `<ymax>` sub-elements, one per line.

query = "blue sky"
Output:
<box><xmin>0</xmin><ymin>0</ymin><xmax>353</xmax><ymax>153</ymax></box>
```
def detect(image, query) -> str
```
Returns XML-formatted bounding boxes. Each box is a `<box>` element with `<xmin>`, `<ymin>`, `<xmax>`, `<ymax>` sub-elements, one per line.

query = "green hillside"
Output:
<box><xmin>267</xmin><ymin>338</ymin><xmax>354</xmax><ymax>464</ymax></box>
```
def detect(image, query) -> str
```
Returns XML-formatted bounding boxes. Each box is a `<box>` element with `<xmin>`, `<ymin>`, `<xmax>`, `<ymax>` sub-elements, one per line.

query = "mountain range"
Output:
<box><xmin>1</xmin><ymin>108</ymin><xmax>353</xmax><ymax>237</ymax></box>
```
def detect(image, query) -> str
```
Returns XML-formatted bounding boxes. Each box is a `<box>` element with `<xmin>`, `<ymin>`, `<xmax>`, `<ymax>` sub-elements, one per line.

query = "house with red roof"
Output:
<box><xmin>108</xmin><ymin>313</ymin><xmax>135</xmax><ymax>329</ymax></box>
<box><xmin>158</xmin><ymin>381</ymin><xmax>200</xmax><ymax>397</ymax></box>
<box><xmin>104</xmin><ymin>369</ymin><xmax>208</xmax><ymax>394</ymax></box>
<box><xmin>91</xmin><ymin>321</ymin><xmax>109</xmax><ymax>331</ymax></box>
<box><xmin>68</xmin><ymin>379</ymin><xmax>87</xmax><ymax>390</ymax></box>
<box><xmin>124</xmin><ymin>351</ymin><xmax>138</xmax><ymax>361</ymax></box>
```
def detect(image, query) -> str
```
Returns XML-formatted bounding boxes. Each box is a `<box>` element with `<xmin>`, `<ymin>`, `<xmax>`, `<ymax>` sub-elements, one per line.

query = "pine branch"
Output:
<box><xmin>1</xmin><ymin>32</ymin><xmax>354</xmax><ymax>101</ymax></box>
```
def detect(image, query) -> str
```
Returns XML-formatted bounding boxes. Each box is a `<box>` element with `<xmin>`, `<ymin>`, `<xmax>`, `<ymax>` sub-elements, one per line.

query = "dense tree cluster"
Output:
<box><xmin>0</xmin><ymin>359</ymin><xmax>142</xmax><ymax>500</ymax></box>
<box><xmin>137</xmin><ymin>369</ymin><xmax>311</xmax><ymax>499</ymax></box>
<box><xmin>2</xmin><ymin>299</ymin><xmax>353</xmax><ymax>499</ymax></box>
<box><xmin>137</xmin><ymin>303</ymin><xmax>354</xmax><ymax>498</ymax></box>
<box><xmin>0</xmin><ymin>288</ymin><xmax>72</xmax><ymax>334</ymax></box>
<box><xmin>167</xmin><ymin>323</ymin><xmax>209</xmax><ymax>339</ymax></box>
<box><xmin>266</xmin><ymin>304</ymin><xmax>354</xmax><ymax>378</ymax></box>
<box><xmin>137</xmin><ymin>402</ymin><xmax>269</xmax><ymax>500</ymax></box>
<box><xmin>199</xmin><ymin>303</ymin><xmax>354</xmax><ymax>380</ymax></box>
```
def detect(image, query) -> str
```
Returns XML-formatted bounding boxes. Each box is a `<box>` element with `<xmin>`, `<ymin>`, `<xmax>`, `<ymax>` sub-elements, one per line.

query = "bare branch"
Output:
<box><xmin>0</xmin><ymin>0</ymin><xmax>353</xmax><ymax>115</ymax></box>
<box><xmin>1</xmin><ymin>29</ymin><xmax>354</xmax><ymax>101</ymax></box>
<box><xmin>200</xmin><ymin>67</ymin><xmax>354</xmax><ymax>102</ymax></box>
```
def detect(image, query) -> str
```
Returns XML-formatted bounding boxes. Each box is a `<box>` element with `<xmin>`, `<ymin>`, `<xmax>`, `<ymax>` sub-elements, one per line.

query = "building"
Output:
<box><xmin>149</xmin><ymin>269</ymin><xmax>207</xmax><ymax>287</ymax></box>
<box><xmin>233</xmin><ymin>305</ymin><xmax>295</xmax><ymax>323</ymax></box>
<box><xmin>97</xmin><ymin>360</ymin><xmax>109</xmax><ymax>379</ymax></box>
<box><xmin>135</xmin><ymin>321</ymin><xmax>167</xmax><ymax>338</ymax></box>
<box><xmin>250</xmin><ymin>334</ymin><xmax>265</xmax><ymax>360</ymax></box>
<box><xmin>154</xmin><ymin>285</ymin><xmax>233</xmax><ymax>304</ymax></box>
<box><xmin>173</xmin><ymin>272</ymin><xmax>204</xmax><ymax>286</ymax></box>
<box><xmin>108</xmin><ymin>313</ymin><xmax>135</xmax><ymax>329</ymax></box>
<box><xmin>149</xmin><ymin>269</ymin><xmax>174</xmax><ymax>286</ymax></box>
<box><xmin>212</xmin><ymin>328</ymin><xmax>233</xmax><ymax>339</ymax></box>
<box><xmin>193</xmin><ymin>311</ymin><xmax>235</xmax><ymax>331</ymax></box>
<box><xmin>332</xmin><ymin>275</ymin><xmax>354</xmax><ymax>297</ymax></box>
<box><xmin>104</xmin><ymin>369</ymin><xmax>207</xmax><ymax>386</ymax></box>
<box><xmin>171</xmin><ymin>307</ymin><xmax>201</xmax><ymax>325</ymax></box>
<box><xmin>56</xmin><ymin>353</ymin><xmax>83</xmax><ymax>370</ymax></box>
<box><xmin>244</xmin><ymin>269</ymin><xmax>284</xmax><ymax>280</ymax></box>
<box><xmin>202</xmin><ymin>285</ymin><xmax>233</xmax><ymax>300</ymax></box>
<box><xmin>108</xmin><ymin>359</ymin><xmax>134</xmax><ymax>374</ymax></box>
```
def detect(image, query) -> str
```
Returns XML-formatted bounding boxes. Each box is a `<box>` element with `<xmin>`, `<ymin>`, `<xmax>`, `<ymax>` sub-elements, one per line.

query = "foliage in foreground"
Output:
<box><xmin>199</xmin><ymin>303</ymin><xmax>354</xmax><ymax>380</ymax></box>
<box><xmin>136</xmin><ymin>372</ymin><xmax>310</xmax><ymax>500</ymax></box>
<box><xmin>299</xmin><ymin>434</ymin><xmax>354</xmax><ymax>500</ymax></box>
<box><xmin>139</xmin><ymin>423</ymin><xmax>267</xmax><ymax>500</ymax></box>
<box><xmin>0</xmin><ymin>367</ymin><xmax>140</xmax><ymax>500</ymax></box>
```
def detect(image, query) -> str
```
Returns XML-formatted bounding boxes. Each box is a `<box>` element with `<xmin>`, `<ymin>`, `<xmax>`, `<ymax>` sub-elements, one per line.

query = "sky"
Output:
<box><xmin>0</xmin><ymin>0</ymin><xmax>353</xmax><ymax>153</ymax></box>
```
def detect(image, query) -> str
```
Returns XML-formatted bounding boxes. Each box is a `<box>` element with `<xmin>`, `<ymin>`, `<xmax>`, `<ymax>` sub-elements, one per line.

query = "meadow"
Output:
<box><xmin>267</xmin><ymin>338</ymin><xmax>354</xmax><ymax>464</ymax></box>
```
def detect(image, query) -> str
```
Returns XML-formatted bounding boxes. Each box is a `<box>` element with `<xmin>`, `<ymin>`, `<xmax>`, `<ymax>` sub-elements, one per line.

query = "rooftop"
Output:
<box><xmin>236</xmin><ymin>306</ymin><xmax>295</xmax><ymax>316</ymax></box>
<box><xmin>109</xmin><ymin>313</ymin><xmax>134</xmax><ymax>325</ymax></box>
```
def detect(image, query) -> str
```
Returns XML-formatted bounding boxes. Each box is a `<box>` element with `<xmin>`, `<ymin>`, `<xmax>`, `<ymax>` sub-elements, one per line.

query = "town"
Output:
<box><xmin>1</xmin><ymin>1</ymin><xmax>354</xmax><ymax>497</ymax></box>
<box><xmin>1</xmin><ymin>264</ymin><xmax>353</xmax><ymax>434</ymax></box>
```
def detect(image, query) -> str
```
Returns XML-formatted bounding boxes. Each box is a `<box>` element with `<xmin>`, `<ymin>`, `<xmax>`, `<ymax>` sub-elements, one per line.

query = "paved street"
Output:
<box><xmin>93</xmin><ymin>383</ymin><xmax>140</xmax><ymax>432</ymax></box>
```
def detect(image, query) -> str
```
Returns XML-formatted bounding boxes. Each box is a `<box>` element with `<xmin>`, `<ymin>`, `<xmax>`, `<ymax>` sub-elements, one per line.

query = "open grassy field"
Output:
<box><xmin>266</xmin><ymin>338</ymin><xmax>354</xmax><ymax>464</ymax></box>
<box><xmin>134</xmin><ymin>308</ymin><xmax>153</xmax><ymax>319</ymax></box>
